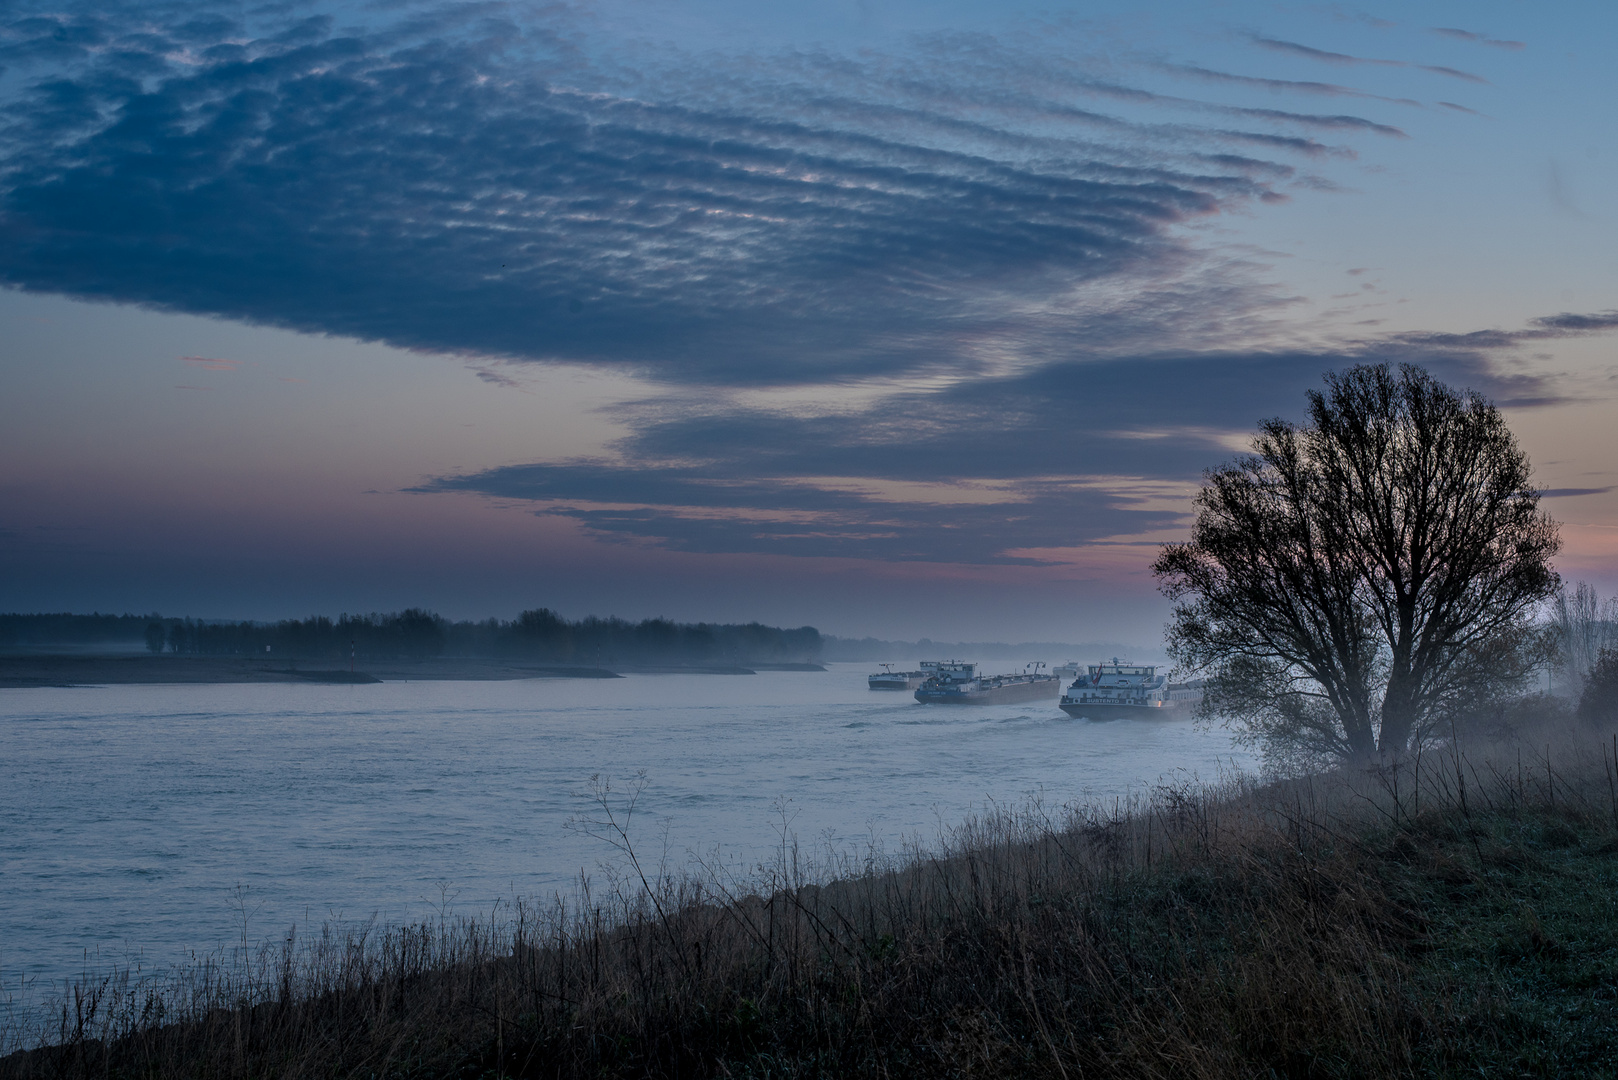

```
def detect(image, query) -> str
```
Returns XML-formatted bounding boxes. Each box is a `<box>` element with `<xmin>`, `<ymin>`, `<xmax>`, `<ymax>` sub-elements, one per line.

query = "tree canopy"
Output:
<box><xmin>1154</xmin><ymin>363</ymin><xmax>1560</xmax><ymax>763</ymax></box>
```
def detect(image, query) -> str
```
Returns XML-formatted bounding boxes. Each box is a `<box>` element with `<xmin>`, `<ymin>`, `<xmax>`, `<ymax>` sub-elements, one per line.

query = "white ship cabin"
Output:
<box><xmin>921</xmin><ymin>660</ymin><xmax>976</xmax><ymax>684</ymax></box>
<box><xmin>1063</xmin><ymin>658</ymin><xmax>1170</xmax><ymax>706</ymax></box>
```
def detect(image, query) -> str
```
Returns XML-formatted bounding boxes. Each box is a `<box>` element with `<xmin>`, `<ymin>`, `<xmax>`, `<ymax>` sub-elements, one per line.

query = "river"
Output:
<box><xmin>0</xmin><ymin>664</ymin><xmax>1251</xmax><ymax>1012</ymax></box>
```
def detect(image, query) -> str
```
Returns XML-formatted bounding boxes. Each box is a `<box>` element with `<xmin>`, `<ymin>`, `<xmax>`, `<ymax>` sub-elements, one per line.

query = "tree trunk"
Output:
<box><xmin>1346</xmin><ymin>724</ymin><xmax>1379</xmax><ymax>760</ymax></box>
<box><xmin>1378</xmin><ymin>673</ymin><xmax>1419</xmax><ymax>756</ymax></box>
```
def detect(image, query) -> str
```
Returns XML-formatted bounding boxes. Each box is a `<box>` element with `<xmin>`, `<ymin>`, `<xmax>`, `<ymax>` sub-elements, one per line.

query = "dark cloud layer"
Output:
<box><xmin>0</xmin><ymin>1</ymin><xmax>1431</xmax><ymax>385</ymax></box>
<box><xmin>0</xmin><ymin>1</ymin><xmax>1542</xmax><ymax>569</ymax></box>
<box><xmin>420</xmin><ymin>316</ymin><xmax>1603</xmax><ymax>565</ymax></box>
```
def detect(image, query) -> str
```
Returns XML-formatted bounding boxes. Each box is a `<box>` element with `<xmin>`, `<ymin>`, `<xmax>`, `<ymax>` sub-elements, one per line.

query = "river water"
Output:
<box><xmin>0</xmin><ymin>664</ymin><xmax>1251</xmax><ymax>1011</ymax></box>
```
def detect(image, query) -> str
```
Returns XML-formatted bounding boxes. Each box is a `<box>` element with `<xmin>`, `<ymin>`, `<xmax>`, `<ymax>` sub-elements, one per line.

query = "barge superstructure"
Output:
<box><xmin>914</xmin><ymin>661</ymin><xmax>1062</xmax><ymax>705</ymax></box>
<box><xmin>1058</xmin><ymin>659</ymin><xmax>1203</xmax><ymax>720</ymax></box>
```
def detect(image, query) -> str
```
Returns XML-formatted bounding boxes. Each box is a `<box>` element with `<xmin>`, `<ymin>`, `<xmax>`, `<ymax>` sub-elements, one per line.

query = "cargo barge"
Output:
<box><xmin>1058</xmin><ymin>659</ymin><xmax>1203</xmax><ymax>720</ymax></box>
<box><xmin>913</xmin><ymin>661</ymin><xmax>1062</xmax><ymax>705</ymax></box>
<box><xmin>868</xmin><ymin>663</ymin><xmax>930</xmax><ymax>691</ymax></box>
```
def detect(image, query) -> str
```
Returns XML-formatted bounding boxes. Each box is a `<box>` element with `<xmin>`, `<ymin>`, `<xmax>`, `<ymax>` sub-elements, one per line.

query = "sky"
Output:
<box><xmin>1</xmin><ymin>0</ymin><xmax>1615</xmax><ymax>644</ymax></box>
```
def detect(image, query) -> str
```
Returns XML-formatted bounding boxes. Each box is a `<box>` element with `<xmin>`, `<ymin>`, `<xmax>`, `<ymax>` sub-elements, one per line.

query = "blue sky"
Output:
<box><xmin>1</xmin><ymin>0</ymin><xmax>1615</xmax><ymax>643</ymax></box>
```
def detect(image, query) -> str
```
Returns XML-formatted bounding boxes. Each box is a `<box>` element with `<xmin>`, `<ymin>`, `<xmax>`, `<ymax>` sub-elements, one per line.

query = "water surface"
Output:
<box><xmin>0</xmin><ymin>665</ymin><xmax>1251</xmax><ymax>999</ymax></box>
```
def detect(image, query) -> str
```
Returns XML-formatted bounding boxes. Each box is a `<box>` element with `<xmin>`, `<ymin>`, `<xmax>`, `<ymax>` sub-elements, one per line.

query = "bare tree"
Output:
<box><xmin>1578</xmin><ymin>648</ymin><xmax>1618</xmax><ymax>726</ymax></box>
<box><xmin>1154</xmin><ymin>363</ymin><xmax>1561</xmax><ymax>762</ymax></box>
<box><xmin>1552</xmin><ymin>583</ymin><xmax>1618</xmax><ymax>696</ymax></box>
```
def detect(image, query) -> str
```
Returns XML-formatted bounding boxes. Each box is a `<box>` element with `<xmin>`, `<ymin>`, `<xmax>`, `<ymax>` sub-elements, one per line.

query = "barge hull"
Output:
<box><xmin>1058</xmin><ymin>700</ymin><xmax>1193</xmax><ymax>720</ymax></box>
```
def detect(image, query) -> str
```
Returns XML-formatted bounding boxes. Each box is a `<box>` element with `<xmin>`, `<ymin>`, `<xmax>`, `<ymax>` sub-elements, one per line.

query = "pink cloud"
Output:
<box><xmin>180</xmin><ymin>356</ymin><xmax>242</xmax><ymax>371</ymax></box>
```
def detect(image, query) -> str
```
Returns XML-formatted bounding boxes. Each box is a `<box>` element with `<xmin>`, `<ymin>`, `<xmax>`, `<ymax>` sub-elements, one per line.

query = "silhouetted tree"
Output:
<box><xmin>1155</xmin><ymin>363</ymin><xmax>1561</xmax><ymax>763</ymax></box>
<box><xmin>145</xmin><ymin>620</ymin><xmax>167</xmax><ymax>654</ymax></box>
<box><xmin>1577</xmin><ymin>648</ymin><xmax>1618</xmax><ymax>727</ymax></box>
<box><xmin>392</xmin><ymin>608</ymin><xmax>446</xmax><ymax>658</ymax></box>
<box><xmin>1552</xmin><ymin>583</ymin><xmax>1618</xmax><ymax>697</ymax></box>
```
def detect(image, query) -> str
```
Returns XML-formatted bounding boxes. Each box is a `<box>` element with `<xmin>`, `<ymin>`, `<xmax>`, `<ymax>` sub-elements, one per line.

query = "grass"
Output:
<box><xmin>7</xmin><ymin>723</ymin><xmax>1618</xmax><ymax>1078</ymax></box>
<box><xmin>1378</xmin><ymin>791</ymin><xmax>1618</xmax><ymax>1074</ymax></box>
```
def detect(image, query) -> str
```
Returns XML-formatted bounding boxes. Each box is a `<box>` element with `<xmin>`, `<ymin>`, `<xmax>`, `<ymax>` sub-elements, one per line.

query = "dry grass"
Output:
<box><xmin>7</xmin><ymin>711</ymin><xmax>1618</xmax><ymax>1078</ymax></box>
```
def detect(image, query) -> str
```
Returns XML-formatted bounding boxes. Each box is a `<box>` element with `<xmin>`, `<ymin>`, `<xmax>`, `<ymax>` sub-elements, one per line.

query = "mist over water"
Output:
<box><xmin>1</xmin><ymin>666</ymin><xmax>1251</xmax><ymax>1001</ymax></box>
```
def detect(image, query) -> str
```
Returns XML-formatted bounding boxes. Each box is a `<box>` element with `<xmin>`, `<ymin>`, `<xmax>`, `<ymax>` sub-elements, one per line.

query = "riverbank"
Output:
<box><xmin>0</xmin><ymin>654</ymin><xmax>623</xmax><ymax>687</ymax></box>
<box><xmin>5</xmin><ymin>717</ymin><xmax>1615</xmax><ymax>1077</ymax></box>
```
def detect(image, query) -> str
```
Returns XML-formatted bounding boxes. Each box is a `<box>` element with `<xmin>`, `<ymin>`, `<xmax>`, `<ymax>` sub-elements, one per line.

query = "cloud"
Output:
<box><xmin>423</xmin><ymin>463</ymin><xmax>1194</xmax><ymax>565</ymax></box>
<box><xmin>473</xmin><ymin>368</ymin><xmax>521</xmax><ymax>389</ymax></box>
<box><xmin>1250</xmin><ymin>36</ymin><xmax>1486</xmax><ymax>83</ymax></box>
<box><xmin>1531</xmin><ymin>312</ymin><xmax>1618</xmax><ymax>333</ymax></box>
<box><xmin>1386</xmin><ymin>310</ymin><xmax>1618</xmax><ymax>360</ymax></box>
<box><xmin>1418</xmin><ymin>65</ymin><xmax>1488</xmax><ymax>85</ymax></box>
<box><xmin>0</xmin><ymin>3</ymin><xmax>1423</xmax><ymax>388</ymax></box>
<box><xmin>1251</xmin><ymin>37</ymin><xmax>1403</xmax><ymax>67</ymax></box>
<box><xmin>1431</xmin><ymin>28</ymin><xmax>1525</xmax><ymax>50</ymax></box>
<box><xmin>1207</xmin><ymin>130</ymin><xmax>1340</xmax><ymax>157</ymax></box>
<box><xmin>1157</xmin><ymin>62</ymin><xmax>1419</xmax><ymax>105</ymax></box>
<box><xmin>1541</xmin><ymin>487</ymin><xmax>1615</xmax><ymax>499</ymax></box>
<box><xmin>180</xmin><ymin>355</ymin><xmax>240</xmax><ymax>370</ymax></box>
<box><xmin>417</xmin><ymin>311</ymin><xmax>1611</xmax><ymax>565</ymax></box>
<box><xmin>1199</xmin><ymin>106</ymin><xmax>1406</xmax><ymax>138</ymax></box>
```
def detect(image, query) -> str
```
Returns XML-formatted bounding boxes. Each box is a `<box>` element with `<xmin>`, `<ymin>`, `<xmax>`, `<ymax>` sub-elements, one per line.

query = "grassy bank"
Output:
<box><xmin>7</xmin><ymin>723</ymin><xmax>1618</xmax><ymax>1078</ymax></box>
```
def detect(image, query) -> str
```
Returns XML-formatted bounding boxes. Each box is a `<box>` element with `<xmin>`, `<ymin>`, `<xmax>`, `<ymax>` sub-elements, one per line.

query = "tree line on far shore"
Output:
<box><xmin>0</xmin><ymin>609</ymin><xmax>823</xmax><ymax>666</ymax></box>
<box><xmin>0</xmin><ymin>612</ymin><xmax>156</xmax><ymax>649</ymax></box>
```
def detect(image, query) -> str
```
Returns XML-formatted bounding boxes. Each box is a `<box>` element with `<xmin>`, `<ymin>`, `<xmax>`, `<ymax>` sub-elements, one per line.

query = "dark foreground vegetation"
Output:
<box><xmin>0</xmin><ymin>610</ymin><xmax>822</xmax><ymax>667</ymax></box>
<box><xmin>8</xmin><ymin>712</ymin><xmax>1618</xmax><ymax>1078</ymax></box>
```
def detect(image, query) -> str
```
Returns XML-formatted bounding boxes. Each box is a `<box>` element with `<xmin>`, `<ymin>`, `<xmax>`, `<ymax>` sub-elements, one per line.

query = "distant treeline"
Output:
<box><xmin>0</xmin><ymin>610</ymin><xmax>821</xmax><ymax>665</ymax></box>
<box><xmin>0</xmin><ymin>612</ymin><xmax>157</xmax><ymax>648</ymax></box>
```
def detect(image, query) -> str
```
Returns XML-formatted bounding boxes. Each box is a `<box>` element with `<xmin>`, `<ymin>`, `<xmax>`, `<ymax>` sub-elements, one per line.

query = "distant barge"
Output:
<box><xmin>869</xmin><ymin>663</ymin><xmax>929</xmax><ymax>691</ymax></box>
<box><xmin>913</xmin><ymin>661</ymin><xmax>1062</xmax><ymax>705</ymax></box>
